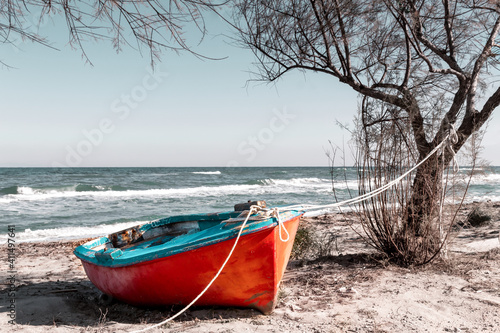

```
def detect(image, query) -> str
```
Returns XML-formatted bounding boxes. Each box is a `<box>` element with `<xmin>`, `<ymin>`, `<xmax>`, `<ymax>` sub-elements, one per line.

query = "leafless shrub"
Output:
<box><xmin>291</xmin><ymin>222</ymin><xmax>340</xmax><ymax>260</ymax></box>
<box><xmin>235</xmin><ymin>0</ymin><xmax>500</xmax><ymax>265</ymax></box>
<box><xmin>345</xmin><ymin>97</ymin><xmax>482</xmax><ymax>266</ymax></box>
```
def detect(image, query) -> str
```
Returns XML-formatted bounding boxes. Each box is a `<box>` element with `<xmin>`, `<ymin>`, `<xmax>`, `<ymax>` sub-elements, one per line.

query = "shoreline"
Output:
<box><xmin>1</xmin><ymin>202</ymin><xmax>499</xmax><ymax>332</ymax></box>
<box><xmin>5</xmin><ymin>199</ymin><xmax>500</xmax><ymax>244</ymax></box>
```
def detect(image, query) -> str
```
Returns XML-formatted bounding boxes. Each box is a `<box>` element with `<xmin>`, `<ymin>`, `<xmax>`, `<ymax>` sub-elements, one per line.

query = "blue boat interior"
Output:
<box><xmin>73</xmin><ymin>201</ymin><xmax>302</xmax><ymax>267</ymax></box>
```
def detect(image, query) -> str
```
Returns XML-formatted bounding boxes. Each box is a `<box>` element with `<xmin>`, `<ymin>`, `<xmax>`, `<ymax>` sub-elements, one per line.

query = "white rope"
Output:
<box><xmin>439</xmin><ymin>124</ymin><xmax>459</xmax><ymax>258</ymax></box>
<box><xmin>280</xmin><ymin>134</ymin><xmax>454</xmax><ymax>214</ymax></box>
<box><xmin>447</xmin><ymin>123</ymin><xmax>460</xmax><ymax>173</ymax></box>
<box><xmin>438</xmin><ymin>153</ymin><xmax>448</xmax><ymax>259</ymax></box>
<box><xmin>271</xmin><ymin>207</ymin><xmax>290</xmax><ymax>242</ymax></box>
<box><xmin>130</xmin><ymin>134</ymin><xmax>457</xmax><ymax>333</ymax></box>
<box><xmin>130</xmin><ymin>206</ymin><xmax>260</xmax><ymax>333</ymax></box>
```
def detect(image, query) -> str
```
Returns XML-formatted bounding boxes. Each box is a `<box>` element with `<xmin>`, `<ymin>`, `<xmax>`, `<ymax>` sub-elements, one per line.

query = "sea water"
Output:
<box><xmin>1</xmin><ymin>166</ymin><xmax>499</xmax><ymax>242</ymax></box>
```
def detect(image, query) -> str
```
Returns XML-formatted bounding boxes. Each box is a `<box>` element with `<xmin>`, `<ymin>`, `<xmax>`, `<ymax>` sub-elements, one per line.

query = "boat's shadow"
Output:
<box><xmin>7</xmin><ymin>279</ymin><xmax>261</xmax><ymax>327</ymax></box>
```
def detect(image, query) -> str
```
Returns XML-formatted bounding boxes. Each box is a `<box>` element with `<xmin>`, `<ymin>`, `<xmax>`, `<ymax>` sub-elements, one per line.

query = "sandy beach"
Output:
<box><xmin>2</xmin><ymin>202</ymin><xmax>499</xmax><ymax>332</ymax></box>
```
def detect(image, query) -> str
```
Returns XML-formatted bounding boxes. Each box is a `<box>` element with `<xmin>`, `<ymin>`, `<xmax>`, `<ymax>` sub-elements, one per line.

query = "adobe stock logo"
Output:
<box><xmin>52</xmin><ymin>67</ymin><xmax>168</xmax><ymax>167</ymax></box>
<box><xmin>227</xmin><ymin>108</ymin><xmax>296</xmax><ymax>167</ymax></box>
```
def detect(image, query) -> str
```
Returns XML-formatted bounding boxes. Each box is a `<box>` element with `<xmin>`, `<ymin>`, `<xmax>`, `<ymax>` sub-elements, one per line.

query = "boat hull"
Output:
<box><xmin>80</xmin><ymin>214</ymin><xmax>301</xmax><ymax>314</ymax></box>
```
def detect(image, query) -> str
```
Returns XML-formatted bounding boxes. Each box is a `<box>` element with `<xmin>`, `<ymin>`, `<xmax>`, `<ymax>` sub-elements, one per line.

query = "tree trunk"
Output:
<box><xmin>406</xmin><ymin>155</ymin><xmax>443</xmax><ymax>236</ymax></box>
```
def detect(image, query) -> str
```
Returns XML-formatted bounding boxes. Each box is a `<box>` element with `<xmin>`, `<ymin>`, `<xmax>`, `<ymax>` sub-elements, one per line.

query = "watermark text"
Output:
<box><xmin>6</xmin><ymin>225</ymin><xmax>16</xmax><ymax>324</ymax></box>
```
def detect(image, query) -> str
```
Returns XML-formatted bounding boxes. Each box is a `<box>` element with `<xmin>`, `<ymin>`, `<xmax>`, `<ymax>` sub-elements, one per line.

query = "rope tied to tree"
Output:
<box><xmin>276</xmin><ymin>133</ymin><xmax>459</xmax><ymax>215</ymax></box>
<box><xmin>132</xmin><ymin>134</ymin><xmax>459</xmax><ymax>332</ymax></box>
<box><xmin>447</xmin><ymin>123</ymin><xmax>460</xmax><ymax>173</ymax></box>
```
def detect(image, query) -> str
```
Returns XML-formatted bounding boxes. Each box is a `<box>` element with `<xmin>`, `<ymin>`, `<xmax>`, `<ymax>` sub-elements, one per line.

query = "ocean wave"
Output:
<box><xmin>469</xmin><ymin>173</ymin><xmax>500</xmax><ymax>184</ymax></box>
<box><xmin>264</xmin><ymin>177</ymin><xmax>326</xmax><ymax>185</ymax></box>
<box><xmin>16</xmin><ymin>185</ymin><xmax>84</xmax><ymax>195</ymax></box>
<box><xmin>446</xmin><ymin>193</ymin><xmax>500</xmax><ymax>204</ymax></box>
<box><xmin>0</xmin><ymin>185</ymin><xmax>19</xmax><ymax>195</ymax></box>
<box><xmin>246</xmin><ymin>177</ymin><xmax>339</xmax><ymax>191</ymax></box>
<box><xmin>3</xmin><ymin>191</ymin><xmax>499</xmax><ymax>244</ymax></box>
<box><xmin>0</xmin><ymin>184</ymin><xmax>256</xmax><ymax>203</ymax></box>
<box><xmin>75</xmin><ymin>184</ymin><xmax>128</xmax><ymax>192</ymax></box>
<box><xmin>0</xmin><ymin>221</ymin><xmax>147</xmax><ymax>243</ymax></box>
<box><xmin>304</xmin><ymin>205</ymin><xmax>354</xmax><ymax>217</ymax></box>
<box><xmin>75</xmin><ymin>184</ymin><xmax>108</xmax><ymax>192</ymax></box>
<box><xmin>1</xmin><ymin>183</ymin><xmax>129</xmax><ymax>196</ymax></box>
<box><xmin>260</xmin><ymin>177</ymin><xmax>333</xmax><ymax>187</ymax></box>
<box><xmin>192</xmin><ymin>171</ymin><xmax>222</xmax><ymax>175</ymax></box>
<box><xmin>0</xmin><ymin>178</ymin><xmax>335</xmax><ymax>203</ymax></box>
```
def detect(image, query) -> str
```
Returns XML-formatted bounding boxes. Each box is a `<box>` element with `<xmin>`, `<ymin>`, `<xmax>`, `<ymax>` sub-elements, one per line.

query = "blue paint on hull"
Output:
<box><xmin>74</xmin><ymin>209</ymin><xmax>303</xmax><ymax>268</ymax></box>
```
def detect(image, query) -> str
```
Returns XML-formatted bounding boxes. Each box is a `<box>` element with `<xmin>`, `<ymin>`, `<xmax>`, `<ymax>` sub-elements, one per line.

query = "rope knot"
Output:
<box><xmin>271</xmin><ymin>207</ymin><xmax>290</xmax><ymax>242</ymax></box>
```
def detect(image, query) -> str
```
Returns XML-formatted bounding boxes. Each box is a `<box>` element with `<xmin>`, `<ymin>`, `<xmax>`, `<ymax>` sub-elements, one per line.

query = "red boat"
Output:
<box><xmin>74</xmin><ymin>202</ymin><xmax>303</xmax><ymax>314</ymax></box>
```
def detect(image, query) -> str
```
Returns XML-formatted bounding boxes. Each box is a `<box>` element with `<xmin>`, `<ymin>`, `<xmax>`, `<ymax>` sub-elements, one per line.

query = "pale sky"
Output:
<box><xmin>1</xmin><ymin>11</ymin><xmax>499</xmax><ymax>167</ymax></box>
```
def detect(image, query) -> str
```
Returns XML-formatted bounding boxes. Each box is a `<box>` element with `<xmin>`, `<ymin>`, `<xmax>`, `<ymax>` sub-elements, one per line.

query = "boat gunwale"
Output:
<box><xmin>74</xmin><ymin>210</ymin><xmax>302</xmax><ymax>268</ymax></box>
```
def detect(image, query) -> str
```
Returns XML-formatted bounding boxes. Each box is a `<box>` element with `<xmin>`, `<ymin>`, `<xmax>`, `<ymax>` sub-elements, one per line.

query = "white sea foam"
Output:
<box><xmin>17</xmin><ymin>186</ymin><xmax>36</xmax><ymax>195</ymax></box>
<box><xmin>463</xmin><ymin>193</ymin><xmax>500</xmax><ymax>203</ymax></box>
<box><xmin>303</xmin><ymin>205</ymin><xmax>354</xmax><ymax>217</ymax></box>
<box><xmin>264</xmin><ymin>177</ymin><xmax>328</xmax><ymax>186</ymax></box>
<box><xmin>469</xmin><ymin>173</ymin><xmax>500</xmax><ymax>184</ymax></box>
<box><xmin>262</xmin><ymin>177</ymin><xmax>340</xmax><ymax>191</ymax></box>
<box><xmin>0</xmin><ymin>221</ymin><xmax>147</xmax><ymax>244</ymax></box>
<box><xmin>0</xmin><ymin>177</ymin><xmax>335</xmax><ymax>203</ymax></box>
<box><xmin>3</xmin><ymin>172</ymin><xmax>496</xmax><ymax>206</ymax></box>
<box><xmin>3</xmin><ymin>166</ymin><xmax>499</xmax><ymax>245</ymax></box>
<box><xmin>192</xmin><ymin>171</ymin><xmax>222</xmax><ymax>175</ymax></box>
<box><xmin>0</xmin><ymin>184</ymin><xmax>260</xmax><ymax>203</ymax></box>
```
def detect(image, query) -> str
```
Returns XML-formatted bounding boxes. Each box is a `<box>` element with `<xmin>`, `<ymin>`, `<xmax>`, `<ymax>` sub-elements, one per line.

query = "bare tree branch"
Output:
<box><xmin>0</xmin><ymin>0</ymin><xmax>227</xmax><ymax>65</ymax></box>
<box><xmin>234</xmin><ymin>0</ymin><xmax>500</xmax><ymax>261</ymax></box>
